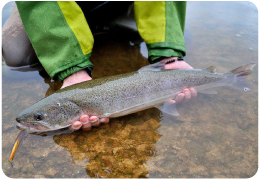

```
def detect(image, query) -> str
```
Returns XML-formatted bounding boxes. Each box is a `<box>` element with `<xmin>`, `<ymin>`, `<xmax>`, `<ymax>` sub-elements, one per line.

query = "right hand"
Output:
<box><xmin>61</xmin><ymin>69</ymin><xmax>110</xmax><ymax>131</ymax></box>
<box><xmin>161</xmin><ymin>57</ymin><xmax>197</xmax><ymax>104</ymax></box>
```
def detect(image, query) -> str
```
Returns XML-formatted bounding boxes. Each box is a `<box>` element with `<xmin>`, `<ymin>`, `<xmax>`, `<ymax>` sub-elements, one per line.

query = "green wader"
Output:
<box><xmin>16</xmin><ymin>1</ymin><xmax>186</xmax><ymax>81</ymax></box>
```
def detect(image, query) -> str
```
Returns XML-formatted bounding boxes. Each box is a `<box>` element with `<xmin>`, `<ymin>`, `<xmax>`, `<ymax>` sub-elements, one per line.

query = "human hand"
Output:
<box><xmin>61</xmin><ymin>69</ymin><xmax>92</xmax><ymax>89</ymax></box>
<box><xmin>161</xmin><ymin>57</ymin><xmax>197</xmax><ymax>104</ymax></box>
<box><xmin>61</xmin><ymin>69</ymin><xmax>110</xmax><ymax>131</ymax></box>
<box><xmin>70</xmin><ymin>115</ymin><xmax>109</xmax><ymax>131</ymax></box>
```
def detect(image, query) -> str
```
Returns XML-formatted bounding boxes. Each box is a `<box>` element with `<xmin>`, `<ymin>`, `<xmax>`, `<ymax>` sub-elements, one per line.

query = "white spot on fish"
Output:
<box><xmin>54</xmin><ymin>124</ymin><xmax>61</xmax><ymax>129</ymax></box>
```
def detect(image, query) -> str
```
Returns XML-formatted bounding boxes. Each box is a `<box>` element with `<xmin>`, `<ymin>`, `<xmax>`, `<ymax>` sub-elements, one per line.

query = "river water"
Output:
<box><xmin>2</xmin><ymin>1</ymin><xmax>258</xmax><ymax>178</ymax></box>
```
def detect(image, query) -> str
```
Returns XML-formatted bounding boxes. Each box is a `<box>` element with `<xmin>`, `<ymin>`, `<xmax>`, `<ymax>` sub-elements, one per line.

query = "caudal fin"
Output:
<box><xmin>230</xmin><ymin>63</ymin><xmax>256</xmax><ymax>76</ymax></box>
<box><xmin>228</xmin><ymin>63</ymin><xmax>256</xmax><ymax>91</ymax></box>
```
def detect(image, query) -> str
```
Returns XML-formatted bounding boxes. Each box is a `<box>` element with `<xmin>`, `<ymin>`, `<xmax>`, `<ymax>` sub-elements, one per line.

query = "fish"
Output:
<box><xmin>16</xmin><ymin>62</ymin><xmax>256</xmax><ymax>133</ymax></box>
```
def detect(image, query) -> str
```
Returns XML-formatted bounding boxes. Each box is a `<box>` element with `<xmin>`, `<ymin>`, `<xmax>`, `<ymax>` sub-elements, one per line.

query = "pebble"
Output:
<box><xmin>35</xmin><ymin>175</ymin><xmax>46</xmax><ymax>178</ymax></box>
<box><xmin>136</xmin><ymin>144</ymin><xmax>149</xmax><ymax>153</ymax></box>
<box><xmin>46</xmin><ymin>168</ymin><xmax>57</xmax><ymax>176</ymax></box>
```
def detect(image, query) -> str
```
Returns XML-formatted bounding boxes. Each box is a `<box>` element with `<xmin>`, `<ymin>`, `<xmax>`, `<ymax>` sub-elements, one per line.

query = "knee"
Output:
<box><xmin>2</xmin><ymin>4</ymin><xmax>38</xmax><ymax>67</ymax></box>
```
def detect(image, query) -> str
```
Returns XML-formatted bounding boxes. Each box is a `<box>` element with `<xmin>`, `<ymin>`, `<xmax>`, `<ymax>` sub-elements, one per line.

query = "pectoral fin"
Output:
<box><xmin>156</xmin><ymin>101</ymin><xmax>179</xmax><ymax>116</ymax></box>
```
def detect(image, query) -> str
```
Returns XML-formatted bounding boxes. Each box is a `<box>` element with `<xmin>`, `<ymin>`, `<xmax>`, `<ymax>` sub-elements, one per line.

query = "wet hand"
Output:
<box><xmin>174</xmin><ymin>87</ymin><xmax>197</xmax><ymax>103</ymax></box>
<box><xmin>161</xmin><ymin>57</ymin><xmax>197</xmax><ymax>103</ymax></box>
<box><xmin>61</xmin><ymin>69</ymin><xmax>92</xmax><ymax>89</ymax></box>
<box><xmin>61</xmin><ymin>70</ymin><xmax>110</xmax><ymax>131</ymax></box>
<box><xmin>70</xmin><ymin>115</ymin><xmax>109</xmax><ymax>131</ymax></box>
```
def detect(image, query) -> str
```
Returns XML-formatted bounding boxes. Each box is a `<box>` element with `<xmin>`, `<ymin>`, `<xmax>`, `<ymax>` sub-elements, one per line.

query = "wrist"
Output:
<box><xmin>160</xmin><ymin>56</ymin><xmax>179</xmax><ymax>63</ymax></box>
<box><xmin>61</xmin><ymin>69</ymin><xmax>92</xmax><ymax>89</ymax></box>
<box><xmin>65</xmin><ymin>69</ymin><xmax>92</xmax><ymax>81</ymax></box>
<box><xmin>162</xmin><ymin>57</ymin><xmax>193</xmax><ymax>70</ymax></box>
<box><xmin>160</xmin><ymin>56</ymin><xmax>185</xmax><ymax>64</ymax></box>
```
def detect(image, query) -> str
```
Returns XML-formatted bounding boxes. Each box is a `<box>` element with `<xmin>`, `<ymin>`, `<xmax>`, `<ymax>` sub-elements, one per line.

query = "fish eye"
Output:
<box><xmin>34</xmin><ymin>113</ymin><xmax>44</xmax><ymax>121</ymax></box>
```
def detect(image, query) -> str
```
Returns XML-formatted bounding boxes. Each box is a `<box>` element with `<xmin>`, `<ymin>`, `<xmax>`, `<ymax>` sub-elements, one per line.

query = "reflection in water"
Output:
<box><xmin>2</xmin><ymin>1</ymin><xmax>258</xmax><ymax>178</ymax></box>
<box><xmin>53</xmin><ymin>110</ymin><xmax>161</xmax><ymax>178</ymax></box>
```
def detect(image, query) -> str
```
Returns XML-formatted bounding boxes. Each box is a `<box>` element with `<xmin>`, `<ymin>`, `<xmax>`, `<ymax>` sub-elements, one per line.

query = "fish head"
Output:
<box><xmin>16</xmin><ymin>110</ymin><xmax>50</xmax><ymax>132</ymax></box>
<box><xmin>16</xmin><ymin>96</ymin><xmax>82</xmax><ymax>132</ymax></box>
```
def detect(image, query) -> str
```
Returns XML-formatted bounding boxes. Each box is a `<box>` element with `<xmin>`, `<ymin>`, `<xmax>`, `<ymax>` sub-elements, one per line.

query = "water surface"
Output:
<box><xmin>2</xmin><ymin>1</ymin><xmax>258</xmax><ymax>178</ymax></box>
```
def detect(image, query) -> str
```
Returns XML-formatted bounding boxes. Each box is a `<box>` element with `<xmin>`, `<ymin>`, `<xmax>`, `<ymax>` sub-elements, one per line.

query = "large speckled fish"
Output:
<box><xmin>16</xmin><ymin>62</ymin><xmax>256</xmax><ymax>133</ymax></box>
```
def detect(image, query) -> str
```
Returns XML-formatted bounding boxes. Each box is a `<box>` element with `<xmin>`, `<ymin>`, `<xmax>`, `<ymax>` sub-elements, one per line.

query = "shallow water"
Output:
<box><xmin>2</xmin><ymin>1</ymin><xmax>258</xmax><ymax>178</ymax></box>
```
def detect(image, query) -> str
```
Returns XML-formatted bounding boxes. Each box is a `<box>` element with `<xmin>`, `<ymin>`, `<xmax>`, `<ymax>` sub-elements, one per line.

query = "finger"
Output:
<box><xmin>82</xmin><ymin>122</ymin><xmax>91</xmax><ymax>131</ymax></box>
<box><xmin>175</xmin><ymin>93</ymin><xmax>185</xmax><ymax>104</ymax></box>
<box><xmin>100</xmin><ymin>118</ymin><xmax>109</xmax><ymax>124</ymax></box>
<box><xmin>89</xmin><ymin>116</ymin><xmax>101</xmax><ymax>127</ymax></box>
<box><xmin>80</xmin><ymin>115</ymin><xmax>90</xmax><ymax>124</ymax></box>
<box><xmin>70</xmin><ymin>121</ymin><xmax>82</xmax><ymax>131</ymax></box>
<box><xmin>183</xmin><ymin>88</ymin><xmax>191</xmax><ymax>103</ymax></box>
<box><xmin>79</xmin><ymin>115</ymin><xmax>92</xmax><ymax>131</ymax></box>
<box><xmin>189</xmin><ymin>87</ymin><xmax>197</xmax><ymax>98</ymax></box>
<box><xmin>167</xmin><ymin>99</ymin><xmax>176</xmax><ymax>104</ymax></box>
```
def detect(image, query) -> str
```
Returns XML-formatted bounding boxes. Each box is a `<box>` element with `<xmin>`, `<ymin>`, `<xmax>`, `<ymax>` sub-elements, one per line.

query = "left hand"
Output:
<box><xmin>161</xmin><ymin>57</ymin><xmax>197</xmax><ymax>104</ymax></box>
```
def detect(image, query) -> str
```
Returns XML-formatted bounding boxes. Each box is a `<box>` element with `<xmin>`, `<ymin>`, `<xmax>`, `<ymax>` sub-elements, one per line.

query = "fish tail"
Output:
<box><xmin>226</xmin><ymin>63</ymin><xmax>256</xmax><ymax>91</ymax></box>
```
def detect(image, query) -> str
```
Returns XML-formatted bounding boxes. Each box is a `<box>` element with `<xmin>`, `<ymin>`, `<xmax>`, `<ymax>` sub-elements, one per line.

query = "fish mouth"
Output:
<box><xmin>16</xmin><ymin>122</ymin><xmax>49</xmax><ymax>132</ymax></box>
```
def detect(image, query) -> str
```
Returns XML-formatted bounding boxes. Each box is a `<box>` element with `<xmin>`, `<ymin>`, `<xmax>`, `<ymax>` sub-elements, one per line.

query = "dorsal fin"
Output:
<box><xmin>205</xmin><ymin>66</ymin><xmax>216</xmax><ymax>73</ymax></box>
<box><xmin>138</xmin><ymin>62</ymin><xmax>166</xmax><ymax>72</ymax></box>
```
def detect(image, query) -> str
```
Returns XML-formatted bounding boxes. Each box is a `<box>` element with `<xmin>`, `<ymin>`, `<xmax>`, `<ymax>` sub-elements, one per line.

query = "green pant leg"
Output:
<box><xmin>16</xmin><ymin>1</ymin><xmax>94</xmax><ymax>81</ymax></box>
<box><xmin>134</xmin><ymin>1</ymin><xmax>187</xmax><ymax>63</ymax></box>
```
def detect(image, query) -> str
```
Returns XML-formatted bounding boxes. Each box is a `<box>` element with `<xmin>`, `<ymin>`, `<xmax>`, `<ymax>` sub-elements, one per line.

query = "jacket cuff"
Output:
<box><xmin>57</xmin><ymin>57</ymin><xmax>94</xmax><ymax>81</ymax></box>
<box><xmin>146</xmin><ymin>42</ymin><xmax>186</xmax><ymax>63</ymax></box>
